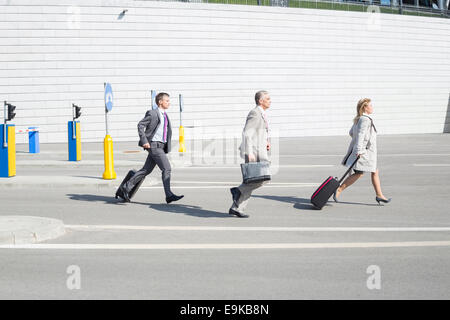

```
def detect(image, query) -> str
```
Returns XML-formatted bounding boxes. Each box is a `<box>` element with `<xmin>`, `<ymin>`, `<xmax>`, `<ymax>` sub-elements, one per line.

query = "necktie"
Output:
<box><xmin>163</xmin><ymin>112</ymin><xmax>168</xmax><ymax>142</ymax></box>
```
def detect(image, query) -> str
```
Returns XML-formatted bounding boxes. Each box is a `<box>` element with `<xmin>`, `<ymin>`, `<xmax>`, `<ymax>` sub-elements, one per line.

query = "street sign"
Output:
<box><xmin>104</xmin><ymin>83</ymin><xmax>113</xmax><ymax>112</ymax></box>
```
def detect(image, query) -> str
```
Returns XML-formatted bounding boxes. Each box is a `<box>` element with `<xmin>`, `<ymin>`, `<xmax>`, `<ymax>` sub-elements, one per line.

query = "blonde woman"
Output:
<box><xmin>334</xmin><ymin>98</ymin><xmax>391</xmax><ymax>205</ymax></box>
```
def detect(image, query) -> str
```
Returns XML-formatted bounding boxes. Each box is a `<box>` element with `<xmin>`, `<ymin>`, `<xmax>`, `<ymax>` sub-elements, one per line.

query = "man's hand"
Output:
<box><xmin>143</xmin><ymin>143</ymin><xmax>150</xmax><ymax>149</ymax></box>
<box><xmin>248</xmin><ymin>153</ymin><xmax>256</xmax><ymax>162</ymax></box>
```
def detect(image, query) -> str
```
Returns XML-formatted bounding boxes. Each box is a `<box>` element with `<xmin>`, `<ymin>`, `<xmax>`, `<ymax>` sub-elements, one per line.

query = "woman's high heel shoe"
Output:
<box><xmin>376</xmin><ymin>197</ymin><xmax>391</xmax><ymax>205</ymax></box>
<box><xmin>333</xmin><ymin>191</ymin><xmax>339</xmax><ymax>203</ymax></box>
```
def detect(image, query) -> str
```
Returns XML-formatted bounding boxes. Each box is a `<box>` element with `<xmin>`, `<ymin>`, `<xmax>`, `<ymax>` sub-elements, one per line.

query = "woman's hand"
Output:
<box><xmin>248</xmin><ymin>154</ymin><xmax>257</xmax><ymax>162</ymax></box>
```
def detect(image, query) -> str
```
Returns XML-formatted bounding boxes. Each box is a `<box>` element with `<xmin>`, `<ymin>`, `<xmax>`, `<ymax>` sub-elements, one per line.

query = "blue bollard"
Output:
<box><xmin>28</xmin><ymin>127</ymin><xmax>40</xmax><ymax>154</ymax></box>
<box><xmin>68</xmin><ymin>121</ymin><xmax>81</xmax><ymax>161</ymax></box>
<box><xmin>0</xmin><ymin>124</ymin><xmax>16</xmax><ymax>178</ymax></box>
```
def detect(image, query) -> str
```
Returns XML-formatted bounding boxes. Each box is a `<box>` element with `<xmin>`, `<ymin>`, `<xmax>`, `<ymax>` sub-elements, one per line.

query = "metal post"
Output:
<box><xmin>3</xmin><ymin>101</ymin><xmax>7</xmax><ymax>148</ymax></box>
<box><xmin>179</xmin><ymin>94</ymin><xmax>183</xmax><ymax>127</ymax></box>
<box><xmin>178</xmin><ymin>94</ymin><xmax>186</xmax><ymax>153</ymax></box>
<box><xmin>105</xmin><ymin>109</ymin><xmax>109</xmax><ymax>136</ymax></box>
<box><xmin>104</xmin><ymin>83</ymin><xmax>109</xmax><ymax>136</ymax></box>
<box><xmin>72</xmin><ymin>103</ymin><xmax>76</xmax><ymax>140</ymax></box>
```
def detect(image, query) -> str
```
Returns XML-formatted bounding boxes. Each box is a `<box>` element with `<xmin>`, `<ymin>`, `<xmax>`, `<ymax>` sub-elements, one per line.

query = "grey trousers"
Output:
<box><xmin>124</xmin><ymin>141</ymin><xmax>174</xmax><ymax>198</ymax></box>
<box><xmin>231</xmin><ymin>155</ymin><xmax>268</xmax><ymax>213</ymax></box>
<box><xmin>231</xmin><ymin>180</ymin><xmax>267</xmax><ymax>213</ymax></box>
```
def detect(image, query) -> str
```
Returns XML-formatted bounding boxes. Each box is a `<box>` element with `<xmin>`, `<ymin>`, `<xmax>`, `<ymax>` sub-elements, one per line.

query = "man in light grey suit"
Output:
<box><xmin>120</xmin><ymin>92</ymin><xmax>184</xmax><ymax>204</ymax></box>
<box><xmin>229</xmin><ymin>91</ymin><xmax>271</xmax><ymax>218</ymax></box>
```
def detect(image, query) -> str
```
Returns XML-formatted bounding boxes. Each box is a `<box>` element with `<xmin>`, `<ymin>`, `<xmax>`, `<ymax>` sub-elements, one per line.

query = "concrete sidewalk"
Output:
<box><xmin>0</xmin><ymin>216</ymin><xmax>65</xmax><ymax>245</ymax></box>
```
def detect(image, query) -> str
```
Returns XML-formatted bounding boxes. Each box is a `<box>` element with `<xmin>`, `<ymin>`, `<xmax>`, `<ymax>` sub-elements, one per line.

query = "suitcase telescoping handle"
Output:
<box><xmin>338</xmin><ymin>155</ymin><xmax>360</xmax><ymax>184</ymax></box>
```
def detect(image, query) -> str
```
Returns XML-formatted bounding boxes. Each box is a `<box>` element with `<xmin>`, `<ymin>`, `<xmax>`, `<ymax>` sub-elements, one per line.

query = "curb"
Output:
<box><xmin>0</xmin><ymin>216</ymin><xmax>66</xmax><ymax>245</ymax></box>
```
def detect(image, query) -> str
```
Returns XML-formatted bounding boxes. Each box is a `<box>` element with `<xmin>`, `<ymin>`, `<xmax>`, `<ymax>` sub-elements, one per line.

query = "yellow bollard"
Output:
<box><xmin>76</xmin><ymin>122</ymin><xmax>81</xmax><ymax>161</ymax></box>
<box><xmin>102</xmin><ymin>134</ymin><xmax>116</xmax><ymax>179</ymax></box>
<box><xmin>8</xmin><ymin>125</ymin><xmax>16</xmax><ymax>177</ymax></box>
<box><xmin>178</xmin><ymin>126</ymin><xmax>186</xmax><ymax>153</ymax></box>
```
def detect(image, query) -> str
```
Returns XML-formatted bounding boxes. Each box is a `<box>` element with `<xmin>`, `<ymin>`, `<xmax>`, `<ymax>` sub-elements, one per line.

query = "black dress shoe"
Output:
<box><xmin>166</xmin><ymin>194</ymin><xmax>184</xmax><ymax>204</ymax></box>
<box><xmin>230</xmin><ymin>187</ymin><xmax>241</xmax><ymax>205</ymax></box>
<box><xmin>229</xmin><ymin>208</ymin><xmax>249</xmax><ymax>218</ymax></box>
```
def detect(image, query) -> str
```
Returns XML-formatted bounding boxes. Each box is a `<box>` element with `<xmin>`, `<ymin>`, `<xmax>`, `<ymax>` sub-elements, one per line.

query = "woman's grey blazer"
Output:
<box><xmin>342</xmin><ymin>114</ymin><xmax>377</xmax><ymax>173</ymax></box>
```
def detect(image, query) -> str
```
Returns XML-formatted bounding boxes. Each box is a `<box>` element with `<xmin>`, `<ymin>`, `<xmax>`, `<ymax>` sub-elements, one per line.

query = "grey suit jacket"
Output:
<box><xmin>137</xmin><ymin>109</ymin><xmax>172</xmax><ymax>154</ymax></box>
<box><xmin>239</xmin><ymin>106</ymin><xmax>269</xmax><ymax>162</ymax></box>
<box><xmin>342</xmin><ymin>114</ymin><xmax>377</xmax><ymax>172</ymax></box>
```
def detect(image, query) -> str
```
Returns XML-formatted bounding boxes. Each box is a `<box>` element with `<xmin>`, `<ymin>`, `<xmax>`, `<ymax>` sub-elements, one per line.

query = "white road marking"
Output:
<box><xmin>120</xmin><ymin>182</ymin><xmax>320</xmax><ymax>189</ymax></box>
<box><xmin>413</xmin><ymin>164</ymin><xmax>450</xmax><ymax>167</ymax></box>
<box><xmin>66</xmin><ymin>225</ymin><xmax>450</xmax><ymax>232</ymax></box>
<box><xmin>1</xmin><ymin>241</ymin><xmax>450</xmax><ymax>250</ymax></box>
<box><xmin>170</xmin><ymin>181</ymin><xmax>318</xmax><ymax>185</ymax></box>
<box><xmin>141</xmin><ymin>185</ymin><xmax>318</xmax><ymax>189</ymax></box>
<box><xmin>180</xmin><ymin>165</ymin><xmax>334</xmax><ymax>169</ymax></box>
<box><xmin>282</xmin><ymin>154</ymin><xmax>450</xmax><ymax>157</ymax></box>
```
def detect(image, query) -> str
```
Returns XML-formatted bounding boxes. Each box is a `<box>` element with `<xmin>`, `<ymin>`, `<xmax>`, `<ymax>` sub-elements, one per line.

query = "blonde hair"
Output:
<box><xmin>353</xmin><ymin>98</ymin><xmax>371</xmax><ymax>124</ymax></box>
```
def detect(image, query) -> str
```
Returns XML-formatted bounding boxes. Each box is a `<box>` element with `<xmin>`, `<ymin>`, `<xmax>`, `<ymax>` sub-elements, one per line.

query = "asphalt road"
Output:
<box><xmin>0</xmin><ymin>134</ymin><xmax>450</xmax><ymax>299</ymax></box>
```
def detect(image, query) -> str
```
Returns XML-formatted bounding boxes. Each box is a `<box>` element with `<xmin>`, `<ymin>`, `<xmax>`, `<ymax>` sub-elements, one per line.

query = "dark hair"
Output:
<box><xmin>155</xmin><ymin>92</ymin><xmax>169</xmax><ymax>106</ymax></box>
<box><xmin>254</xmin><ymin>90</ymin><xmax>268</xmax><ymax>105</ymax></box>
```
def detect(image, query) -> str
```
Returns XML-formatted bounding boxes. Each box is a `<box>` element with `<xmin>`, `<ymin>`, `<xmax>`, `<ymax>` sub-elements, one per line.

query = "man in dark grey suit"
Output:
<box><xmin>120</xmin><ymin>92</ymin><xmax>184</xmax><ymax>204</ymax></box>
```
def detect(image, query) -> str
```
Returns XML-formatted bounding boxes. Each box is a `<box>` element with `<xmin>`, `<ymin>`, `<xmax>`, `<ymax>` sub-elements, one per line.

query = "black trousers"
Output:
<box><xmin>124</xmin><ymin>141</ymin><xmax>173</xmax><ymax>198</ymax></box>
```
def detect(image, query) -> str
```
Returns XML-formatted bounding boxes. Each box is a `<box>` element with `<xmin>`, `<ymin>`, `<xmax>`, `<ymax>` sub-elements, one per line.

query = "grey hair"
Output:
<box><xmin>255</xmin><ymin>90</ymin><xmax>269</xmax><ymax>106</ymax></box>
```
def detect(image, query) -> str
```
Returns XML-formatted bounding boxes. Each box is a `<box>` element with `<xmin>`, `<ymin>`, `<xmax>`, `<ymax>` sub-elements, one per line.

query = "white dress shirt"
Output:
<box><xmin>151</xmin><ymin>107</ymin><xmax>167</xmax><ymax>143</ymax></box>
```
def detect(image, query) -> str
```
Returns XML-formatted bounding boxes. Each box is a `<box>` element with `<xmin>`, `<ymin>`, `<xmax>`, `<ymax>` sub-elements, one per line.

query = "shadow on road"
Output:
<box><xmin>67</xmin><ymin>193</ymin><xmax>126</xmax><ymax>205</ymax></box>
<box><xmin>336</xmin><ymin>201</ymin><xmax>380</xmax><ymax>207</ymax></box>
<box><xmin>66</xmin><ymin>194</ymin><xmax>230</xmax><ymax>217</ymax></box>
<box><xmin>252</xmin><ymin>195</ymin><xmax>318</xmax><ymax>210</ymax></box>
<box><xmin>148</xmin><ymin>203</ymin><xmax>230</xmax><ymax>218</ymax></box>
<box><xmin>72</xmin><ymin>176</ymin><xmax>104</xmax><ymax>180</ymax></box>
<box><xmin>253</xmin><ymin>194</ymin><xmax>379</xmax><ymax>208</ymax></box>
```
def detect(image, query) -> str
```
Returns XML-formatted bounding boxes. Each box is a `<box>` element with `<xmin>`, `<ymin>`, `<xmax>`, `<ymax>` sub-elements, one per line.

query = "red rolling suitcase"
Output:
<box><xmin>310</xmin><ymin>156</ymin><xmax>360</xmax><ymax>209</ymax></box>
<box><xmin>115</xmin><ymin>170</ymin><xmax>145</xmax><ymax>202</ymax></box>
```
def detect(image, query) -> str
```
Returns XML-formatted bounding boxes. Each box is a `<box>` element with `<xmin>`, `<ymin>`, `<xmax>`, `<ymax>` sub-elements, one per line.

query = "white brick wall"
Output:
<box><xmin>0</xmin><ymin>0</ymin><xmax>449</xmax><ymax>144</ymax></box>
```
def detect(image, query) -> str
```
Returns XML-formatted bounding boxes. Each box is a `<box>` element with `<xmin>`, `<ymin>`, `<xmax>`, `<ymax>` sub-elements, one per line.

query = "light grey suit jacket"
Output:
<box><xmin>239</xmin><ymin>106</ymin><xmax>269</xmax><ymax>162</ymax></box>
<box><xmin>342</xmin><ymin>114</ymin><xmax>377</xmax><ymax>172</ymax></box>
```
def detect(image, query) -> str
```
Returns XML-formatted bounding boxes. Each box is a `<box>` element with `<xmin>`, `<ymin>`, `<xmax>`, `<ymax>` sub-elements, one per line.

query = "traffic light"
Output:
<box><xmin>7</xmin><ymin>103</ymin><xmax>16</xmax><ymax>121</ymax></box>
<box><xmin>73</xmin><ymin>103</ymin><xmax>81</xmax><ymax>120</ymax></box>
